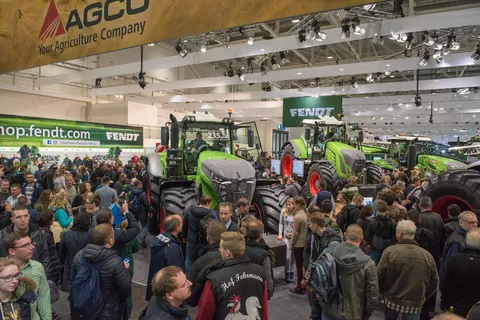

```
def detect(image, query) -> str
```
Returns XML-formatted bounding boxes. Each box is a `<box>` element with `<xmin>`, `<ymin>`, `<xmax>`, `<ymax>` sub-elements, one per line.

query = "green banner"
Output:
<box><xmin>0</xmin><ymin>114</ymin><xmax>143</xmax><ymax>149</ymax></box>
<box><xmin>282</xmin><ymin>96</ymin><xmax>343</xmax><ymax>127</ymax></box>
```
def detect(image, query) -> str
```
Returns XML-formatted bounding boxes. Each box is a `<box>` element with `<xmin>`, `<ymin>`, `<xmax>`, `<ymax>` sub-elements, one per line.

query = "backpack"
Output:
<box><xmin>308</xmin><ymin>252</ymin><xmax>343</xmax><ymax>304</ymax></box>
<box><xmin>371</xmin><ymin>216</ymin><xmax>395</xmax><ymax>251</ymax></box>
<box><xmin>197</xmin><ymin>213</ymin><xmax>216</xmax><ymax>243</ymax></box>
<box><xmin>128</xmin><ymin>192</ymin><xmax>141</xmax><ymax>214</ymax></box>
<box><xmin>69</xmin><ymin>258</ymin><xmax>110</xmax><ymax>319</ymax></box>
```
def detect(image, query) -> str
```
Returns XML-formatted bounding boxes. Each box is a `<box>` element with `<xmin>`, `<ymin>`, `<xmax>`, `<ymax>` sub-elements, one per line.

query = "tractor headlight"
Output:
<box><xmin>445</xmin><ymin>162</ymin><xmax>467</xmax><ymax>171</ymax></box>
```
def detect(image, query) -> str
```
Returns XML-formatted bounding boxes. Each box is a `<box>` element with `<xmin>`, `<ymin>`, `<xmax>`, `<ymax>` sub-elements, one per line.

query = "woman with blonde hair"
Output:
<box><xmin>53</xmin><ymin>168</ymin><xmax>66</xmax><ymax>190</ymax></box>
<box><xmin>34</xmin><ymin>189</ymin><xmax>53</xmax><ymax>212</ymax></box>
<box><xmin>0</xmin><ymin>258</ymin><xmax>37</xmax><ymax>318</ymax></box>
<box><xmin>290</xmin><ymin>196</ymin><xmax>308</xmax><ymax>294</ymax></box>
<box><xmin>48</xmin><ymin>191</ymin><xmax>73</xmax><ymax>229</ymax></box>
<box><xmin>278</xmin><ymin>197</ymin><xmax>296</xmax><ymax>283</ymax></box>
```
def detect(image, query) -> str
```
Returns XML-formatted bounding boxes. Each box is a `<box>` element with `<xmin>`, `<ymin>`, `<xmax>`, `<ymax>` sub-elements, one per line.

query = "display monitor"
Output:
<box><xmin>363</xmin><ymin>197</ymin><xmax>374</xmax><ymax>206</ymax></box>
<box><xmin>292</xmin><ymin>160</ymin><xmax>304</xmax><ymax>177</ymax></box>
<box><xmin>373</xmin><ymin>156</ymin><xmax>382</xmax><ymax>161</ymax></box>
<box><xmin>270</xmin><ymin>159</ymin><xmax>281</xmax><ymax>175</ymax></box>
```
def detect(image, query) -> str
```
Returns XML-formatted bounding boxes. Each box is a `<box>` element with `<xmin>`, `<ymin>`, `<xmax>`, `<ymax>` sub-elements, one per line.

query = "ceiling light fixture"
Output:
<box><xmin>138</xmin><ymin>46</ymin><xmax>147</xmax><ymax>89</ymax></box>
<box><xmin>366</xmin><ymin>73</ymin><xmax>374</xmax><ymax>82</ymax></box>
<box><xmin>260</xmin><ymin>61</ymin><xmax>267</xmax><ymax>76</ymax></box>
<box><xmin>247</xmin><ymin>34</ymin><xmax>255</xmax><ymax>45</ymax></box>
<box><xmin>280</xmin><ymin>51</ymin><xmax>289</xmax><ymax>64</ymax></box>
<box><xmin>200</xmin><ymin>43</ymin><xmax>208</xmax><ymax>53</ymax></box>
<box><xmin>147</xmin><ymin>43</ymin><xmax>156</xmax><ymax>47</ymax></box>
<box><xmin>351</xmin><ymin>16</ymin><xmax>365</xmax><ymax>35</ymax></box>
<box><xmin>95</xmin><ymin>78</ymin><xmax>102</xmax><ymax>88</ymax></box>
<box><xmin>422</xmin><ymin>31</ymin><xmax>435</xmax><ymax>47</ymax></box>
<box><xmin>471</xmin><ymin>43</ymin><xmax>480</xmax><ymax>60</ymax></box>
<box><xmin>224</xmin><ymin>63</ymin><xmax>235</xmax><ymax>77</ymax></box>
<box><xmin>351</xmin><ymin>76</ymin><xmax>358</xmax><ymax>88</ymax></box>
<box><xmin>298</xmin><ymin>29</ymin><xmax>307</xmax><ymax>43</ymax></box>
<box><xmin>341</xmin><ymin>18</ymin><xmax>351</xmax><ymax>39</ymax></box>
<box><xmin>225</xmin><ymin>35</ymin><xmax>231</xmax><ymax>49</ymax></box>
<box><xmin>432</xmin><ymin>50</ymin><xmax>444</xmax><ymax>64</ymax></box>
<box><xmin>271</xmin><ymin>55</ymin><xmax>281</xmax><ymax>70</ymax></box>
<box><xmin>236</xmin><ymin>69</ymin><xmax>245</xmax><ymax>81</ymax></box>
<box><xmin>292</xmin><ymin>19</ymin><xmax>300</xmax><ymax>23</ymax></box>
<box><xmin>246</xmin><ymin>57</ymin><xmax>254</xmax><ymax>73</ymax></box>
<box><xmin>372</xmin><ymin>35</ymin><xmax>384</xmax><ymax>45</ymax></box>
<box><xmin>175</xmin><ymin>40</ymin><xmax>188</xmax><ymax>58</ymax></box>
<box><xmin>327</xmin><ymin>56</ymin><xmax>333</xmax><ymax>59</ymax></box>
<box><xmin>419</xmin><ymin>51</ymin><xmax>430</xmax><ymax>67</ymax></box>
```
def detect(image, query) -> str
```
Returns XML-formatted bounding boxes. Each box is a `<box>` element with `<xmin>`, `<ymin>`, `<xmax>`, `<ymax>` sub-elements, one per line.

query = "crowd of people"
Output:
<box><xmin>0</xmin><ymin>156</ymin><xmax>479</xmax><ymax>320</ymax></box>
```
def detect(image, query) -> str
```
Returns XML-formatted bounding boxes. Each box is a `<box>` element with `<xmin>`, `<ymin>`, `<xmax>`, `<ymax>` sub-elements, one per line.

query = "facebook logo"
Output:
<box><xmin>46</xmin><ymin>140</ymin><xmax>52</xmax><ymax>145</ymax></box>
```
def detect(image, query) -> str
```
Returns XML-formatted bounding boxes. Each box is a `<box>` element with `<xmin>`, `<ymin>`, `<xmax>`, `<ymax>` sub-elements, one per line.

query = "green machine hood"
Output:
<box><xmin>325</xmin><ymin>142</ymin><xmax>367</xmax><ymax>179</ymax></box>
<box><xmin>196</xmin><ymin>151</ymin><xmax>256</xmax><ymax>206</ymax></box>
<box><xmin>418</xmin><ymin>155</ymin><xmax>467</xmax><ymax>174</ymax></box>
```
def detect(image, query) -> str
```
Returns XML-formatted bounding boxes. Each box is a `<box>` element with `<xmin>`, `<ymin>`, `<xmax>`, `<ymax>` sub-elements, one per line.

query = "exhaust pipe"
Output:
<box><xmin>169</xmin><ymin>114</ymin><xmax>179</xmax><ymax>149</ymax></box>
<box><xmin>166</xmin><ymin>114</ymin><xmax>182</xmax><ymax>178</ymax></box>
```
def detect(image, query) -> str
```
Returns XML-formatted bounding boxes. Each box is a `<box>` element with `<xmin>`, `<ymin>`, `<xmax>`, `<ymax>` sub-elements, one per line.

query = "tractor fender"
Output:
<box><xmin>281</xmin><ymin>140</ymin><xmax>303</xmax><ymax>159</ymax></box>
<box><xmin>467</xmin><ymin>160</ymin><xmax>480</xmax><ymax>172</ymax></box>
<box><xmin>147</xmin><ymin>153</ymin><xmax>164</xmax><ymax>178</ymax></box>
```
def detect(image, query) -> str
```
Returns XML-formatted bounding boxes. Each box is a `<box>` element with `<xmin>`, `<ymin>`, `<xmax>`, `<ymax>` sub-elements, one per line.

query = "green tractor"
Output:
<box><xmin>280</xmin><ymin>117</ymin><xmax>383</xmax><ymax>199</ymax></box>
<box><xmin>360</xmin><ymin>140</ymin><xmax>398</xmax><ymax>171</ymax></box>
<box><xmin>146</xmin><ymin>112</ymin><xmax>288</xmax><ymax>235</ymax></box>
<box><xmin>385</xmin><ymin>135</ymin><xmax>467</xmax><ymax>174</ymax></box>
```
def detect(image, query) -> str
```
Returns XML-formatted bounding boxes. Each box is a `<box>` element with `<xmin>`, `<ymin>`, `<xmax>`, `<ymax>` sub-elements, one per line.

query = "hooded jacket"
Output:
<box><xmin>304</xmin><ymin>226</ymin><xmax>343</xmax><ymax>282</ymax></box>
<box><xmin>0</xmin><ymin>277</ymin><xmax>37</xmax><ymax>320</ymax></box>
<box><xmin>129</xmin><ymin>186</ymin><xmax>149</xmax><ymax>222</ymax></box>
<box><xmin>59</xmin><ymin>226</ymin><xmax>91</xmax><ymax>291</ymax></box>
<box><xmin>39</xmin><ymin>226</ymin><xmax>61</xmax><ymax>283</ymax></box>
<box><xmin>188</xmin><ymin>243</ymin><xmax>221</xmax><ymax>284</ymax></box>
<box><xmin>182</xmin><ymin>205</ymin><xmax>216</xmax><ymax>244</ymax></box>
<box><xmin>441</xmin><ymin>224</ymin><xmax>467</xmax><ymax>278</ymax></box>
<box><xmin>319</xmin><ymin>242</ymin><xmax>379</xmax><ymax>320</ymax></box>
<box><xmin>337</xmin><ymin>204</ymin><xmax>361</xmax><ymax>232</ymax></box>
<box><xmin>444</xmin><ymin>217</ymin><xmax>459</xmax><ymax>242</ymax></box>
<box><xmin>72</xmin><ymin>244</ymin><xmax>132</xmax><ymax>320</ymax></box>
<box><xmin>146</xmin><ymin>232</ymin><xmax>184</xmax><ymax>301</ymax></box>
<box><xmin>145</xmin><ymin>296</ymin><xmax>188</xmax><ymax>320</ymax></box>
<box><xmin>244</xmin><ymin>238</ymin><xmax>274</xmax><ymax>299</ymax></box>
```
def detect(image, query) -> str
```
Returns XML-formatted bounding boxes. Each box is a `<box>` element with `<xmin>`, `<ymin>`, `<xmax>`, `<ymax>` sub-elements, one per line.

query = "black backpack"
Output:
<box><xmin>197</xmin><ymin>213</ymin><xmax>216</xmax><ymax>243</ymax></box>
<box><xmin>371</xmin><ymin>216</ymin><xmax>395</xmax><ymax>251</ymax></box>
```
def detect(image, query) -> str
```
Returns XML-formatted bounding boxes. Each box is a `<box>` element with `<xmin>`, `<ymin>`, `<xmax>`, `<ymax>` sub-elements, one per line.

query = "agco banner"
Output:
<box><xmin>0</xmin><ymin>115</ymin><xmax>143</xmax><ymax>149</ymax></box>
<box><xmin>0</xmin><ymin>0</ymin><xmax>381</xmax><ymax>73</ymax></box>
<box><xmin>283</xmin><ymin>96</ymin><xmax>343</xmax><ymax>127</ymax></box>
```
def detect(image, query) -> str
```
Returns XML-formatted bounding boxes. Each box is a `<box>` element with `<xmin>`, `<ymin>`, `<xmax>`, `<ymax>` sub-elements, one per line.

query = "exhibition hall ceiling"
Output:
<box><xmin>7</xmin><ymin>0</ymin><xmax>480</xmax><ymax>141</ymax></box>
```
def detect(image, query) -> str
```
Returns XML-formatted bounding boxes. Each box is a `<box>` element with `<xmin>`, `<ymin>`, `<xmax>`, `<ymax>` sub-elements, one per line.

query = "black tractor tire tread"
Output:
<box><xmin>252</xmin><ymin>185</ymin><xmax>289</xmax><ymax>234</ymax></box>
<box><xmin>162</xmin><ymin>187</ymin><xmax>198</xmax><ymax>217</ymax></box>
<box><xmin>416</xmin><ymin>170</ymin><xmax>480</xmax><ymax>217</ymax></box>
<box><xmin>366</xmin><ymin>164</ymin><xmax>383</xmax><ymax>185</ymax></box>
<box><xmin>303</xmin><ymin>162</ymin><xmax>341</xmax><ymax>201</ymax></box>
<box><xmin>280</xmin><ymin>143</ymin><xmax>296</xmax><ymax>177</ymax></box>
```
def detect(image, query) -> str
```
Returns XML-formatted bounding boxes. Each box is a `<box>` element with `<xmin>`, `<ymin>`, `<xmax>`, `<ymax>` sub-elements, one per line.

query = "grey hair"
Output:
<box><xmin>396</xmin><ymin>220</ymin><xmax>416</xmax><ymax>239</ymax></box>
<box><xmin>459</xmin><ymin>211</ymin><xmax>476</xmax><ymax>221</ymax></box>
<box><xmin>466</xmin><ymin>228</ymin><xmax>480</xmax><ymax>250</ymax></box>
<box><xmin>419</xmin><ymin>196</ymin><xmax>432</xmax><ymax>209</ymax></box>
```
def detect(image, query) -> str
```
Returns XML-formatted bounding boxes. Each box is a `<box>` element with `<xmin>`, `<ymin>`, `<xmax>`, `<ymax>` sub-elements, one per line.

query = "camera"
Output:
<box><xmin>414</xmin><ymin>95</ymin><xmax>422</xmax><ymax>107</ymax></box>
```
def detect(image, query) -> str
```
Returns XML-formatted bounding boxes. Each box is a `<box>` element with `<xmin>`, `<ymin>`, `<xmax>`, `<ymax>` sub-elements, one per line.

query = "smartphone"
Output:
<box><xmin>124</xmin><ymin>258</ymin><xmax>130</xmax><ymax>264</ymax></box>
<box><xmin>119</xmin><ymin>197</ymin><xmax>125</xmax><ymax>206</ymax></box>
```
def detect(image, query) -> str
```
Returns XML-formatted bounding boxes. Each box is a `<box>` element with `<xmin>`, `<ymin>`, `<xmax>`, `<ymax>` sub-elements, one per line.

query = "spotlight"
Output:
<box><xmin>471</xmin><ymin>44</ymin><xmax>480</xmax><ymax>60</ymax></box>
<box><xmin>422</xmin><ymin>31</ymin><xmax>435</xmax><ymax>46</ymax></box>
<box><xmin>260</xmin><ymin>61</ymin><xmax>267</xmax><ymax>76</ymax></box>
<box><xmin>280</xmin><ymin>51</ymin><xmax>289</xmax><ymax>65</ymax></box>
<box><xmin>95</xmin><ymin>78</ymin><xmax>102</xmax><ymax>88</ymax></box>
<box><xmin>247</xmin><ymin>34</ymin><xmax>255</xmax><ymax>45</ymax></box>
<box><xmin>458</xmin><ymin>88</ymin><xmax>470</xmax><ymax>95</ymax></box>
<box><xmin>213</xmin><ymin>63</ymin><xmax>219</xmax><ymax>71</ymax></box>
<box><xmin>271</xmin><ymin>56</ymin><xmax>280</xmax><ymax>70</ymax></box>
<box><xmin>341</xmin><ymin>18</ymin><xmax>351</xmax><ymax>39</ymax></box>
<box><xmin>405</xmin><ymin>33</ymin><xmax>414</xmax><ymax>50</ymax></box>
<box><xmin>200</xmin><ymin>43</ymin><xmax>207</xmax><ymax>53</ymax></box>
<box><xmin>351</xmin><ymin>16</ymin><xmax>365</xmax><ymax>35</ymax></box>
<box><xmin>396</xmin><ymin>33</ymin><xmax>408</xmax><ymax>43</ymax></box>
<box><xmin>384</xmin><ymin>70</ymin><xmax>392</xmax><ymax>76</ymax></box>
<box><xmin>316</xmin><ymin>30</ymin><xmax>327</xmax><ymax>41</ymax></box>
<box><xmin>351</xmin><ymin>76</ymin><xmax>358</xmax><ymax>88</ymax></box>
<box><xmin>246</xmin><ymin>57</ymin><xmax>254</xmax><ymax>73</ymax></box>
<box><xmin>372</xmin><ymin>36</ymin><xmax>384</xmax><ymax>45</ymax></box>
<box><xmin>432</xmin><ymin>43</ymin><xmax>443</xmax><ymax>51</ymax></box>
<box><xmin>225</xmin><ymin>35</ymin><xmax>231</xmax><ymax>49</ymax></box>
<box><xmin>138</xmin><ymin>72</ymin><xmax>147</xmax><ymax>89</ymax></box>
<box><xmin>236</xmin><ymin>69</ymin><xmax>245</xmax><ymax>81</ymax></box>
<box><xmin>366</xmin><ymin>73</ymin><xmax>374</xmax><ymax>82</ymax></box>
<box><xmin>306</xmin><ymin>29</ymin><xmax>316</xmax><ymax>41</ymax></box>
<box><xmin>298</xmin><ymin>29</ymin><xmax>307</xmax><ymax>43</ymax></box>
<box><xmin>432</xmin><ymin>50</ymin><xmax>444</xmax><ymax>64</ymax></box>
<box><xmin>175</xmin><ymin>41</ymin><xmax>188</xmax><ymax>58</ymax></box>
<box><xmin>419</xmin><ymin>51</ymin><xmax>430</xmax><ymax>67</ymax></box>
<box><xmin>262</xmin><ymin>82</ymin><xmax>272</xmax><ymax>92</ymax></box>
<box><xmin>147</xmin><ymin>43</ymin><xmax>156</xmax><ymax>47</ymax></box>
<box><xmin>414</xmin><ymin>95</ymin><xmax>422</xmax><ymax>107</ymax></box>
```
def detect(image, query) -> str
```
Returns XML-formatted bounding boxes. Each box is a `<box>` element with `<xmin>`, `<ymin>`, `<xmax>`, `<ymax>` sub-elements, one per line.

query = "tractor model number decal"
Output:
<box><xmin>207</xmin><ymin>130</ymin><xmax>229</xmax><ymax>140</ymax></box>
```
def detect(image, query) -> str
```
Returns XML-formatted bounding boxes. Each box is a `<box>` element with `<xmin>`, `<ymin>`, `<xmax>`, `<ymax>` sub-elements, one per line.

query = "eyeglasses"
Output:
<box><xmin>0</xmin><ymin>273</ymin><xmax>20</xmax><ymax>282</ymax></box>
<box><xmin>462</xmin><ymin>219</ymin><xmax>479</xmax><ymax>225</ymax></box>
<box><xmin>14</xmin><ymin>242</ymin><xmax>33</xmax><ymax>249</ymax></box>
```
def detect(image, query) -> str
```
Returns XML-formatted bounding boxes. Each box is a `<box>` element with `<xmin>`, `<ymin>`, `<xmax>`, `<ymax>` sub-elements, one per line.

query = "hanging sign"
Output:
<box><xmin>282</xmin><ymin>96</ymin><xmax>343</xmax><ymax>127</ymax></box>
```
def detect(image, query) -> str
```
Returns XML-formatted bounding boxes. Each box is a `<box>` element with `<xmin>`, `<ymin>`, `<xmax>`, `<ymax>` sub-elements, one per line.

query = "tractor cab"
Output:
<box><xmin>301</xmin><ymin>117</ymin><xmax>347</xmax><ymax>157</ymax></box>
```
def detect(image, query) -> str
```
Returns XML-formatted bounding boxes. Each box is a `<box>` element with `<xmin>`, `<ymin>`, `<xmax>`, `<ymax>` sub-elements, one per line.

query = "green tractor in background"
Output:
<box><xmin>385</xmin><ymin>135</ymin><xmax>467</xmax><ymax>174</ymax></box>
<box><xmin>360</xmin><ymin>139</ymin><xmax>399</xmax><ymax>171</ymax></box>
<box><xmin>280</xmin><ymin>117</ymin><xmax>383</xmax><ymax>199</ymax></box>
<box><xmin>146</xmin><ymin>112</ymin><xmax>288</xmax><ymax>235</ymax></box>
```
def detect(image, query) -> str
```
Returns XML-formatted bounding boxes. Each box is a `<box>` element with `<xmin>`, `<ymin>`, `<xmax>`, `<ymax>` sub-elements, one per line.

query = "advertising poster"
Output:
<box><xmin>282</xmin><ymin>96</ymin><xmax>343</xmax><ymax>127</ymax></box>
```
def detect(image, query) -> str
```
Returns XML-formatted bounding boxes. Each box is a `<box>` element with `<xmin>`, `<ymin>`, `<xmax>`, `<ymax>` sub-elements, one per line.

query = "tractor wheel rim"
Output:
<box><xmin>309</xmin><ymin>172</ymin><xmax>321</xmax><ymax>196</ymax></box>
<box><xmin>432</xmin><ymin>196</ymin><xmax>473</xmax><ymax>221</ymax></box>
<box><xmin>282</xmin><ymin>154</ymin><xmax>293</xmax><ymax>177</ymax></box>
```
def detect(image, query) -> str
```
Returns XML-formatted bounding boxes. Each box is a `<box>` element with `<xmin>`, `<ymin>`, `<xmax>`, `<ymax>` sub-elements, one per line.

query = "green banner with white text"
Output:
<box><xmin>0</xmin><ymin>115</ymin><xmax>143</xmax><ymax>149</ymax></box>
<box><xmin>282</xmin><ymin>96</ymin><xmax>343</xmax><ymax>127</ymax></box>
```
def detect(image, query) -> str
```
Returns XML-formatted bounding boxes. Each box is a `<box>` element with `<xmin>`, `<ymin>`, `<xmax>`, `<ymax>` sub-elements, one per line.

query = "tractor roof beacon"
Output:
<box><xmin>146</xmin><ymin>113</ymin><xmax>288</xmax><ymax>235</ymax></box>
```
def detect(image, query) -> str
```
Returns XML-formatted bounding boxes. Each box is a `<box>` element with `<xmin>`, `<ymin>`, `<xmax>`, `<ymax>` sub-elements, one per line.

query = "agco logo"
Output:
<box><xmin>38</xmin><ymin>0</ymin><xmax>149</xmax><ymax>40</ymax></box>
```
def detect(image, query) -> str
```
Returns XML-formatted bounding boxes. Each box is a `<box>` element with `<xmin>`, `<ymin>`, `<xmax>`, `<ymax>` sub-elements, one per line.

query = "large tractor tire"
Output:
<box><xmin>280</xmin><ymin>144</ymin><xmax>296</xmax><ymax>177</ymax></box>
<box><xmin>251</xmin><ymin>185</ymin><xmax>289</xmax><ymax>234</ymax></box>
<box><xmin>415</xmin><ymin>170</ymin><xmax>480</xmax><ymax>221</ymax></box>
<box><xmin>303</xmin><ymin>162</ymin><xmax>341</xmax><ymax>203</ymax></box>
<box><xmin>366</xmin><ymin>163</ymin><xmax>383</xmax><ymax>185</ymax></box>
<box><xmin>148</xmin><ymin>184</ymin><xmax>197</xmax><ymax>235</ymax></box>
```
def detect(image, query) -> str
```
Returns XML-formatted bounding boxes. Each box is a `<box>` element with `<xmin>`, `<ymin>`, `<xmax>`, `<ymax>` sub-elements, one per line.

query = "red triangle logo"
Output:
<box><xmin>38</xmin><ymin>0</ymin><xmax>66</xmax><ymax>40</ymax></box>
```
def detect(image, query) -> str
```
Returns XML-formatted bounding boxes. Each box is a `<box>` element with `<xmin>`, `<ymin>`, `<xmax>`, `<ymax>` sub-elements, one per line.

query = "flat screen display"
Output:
<box><xmin>292</xmin><ymin>160</ymin><xmax>304</xmax><ymax>177</ymax></box>
<box><xmin>373</xmin><ymin>156</ymin><xmax>382</xmax><ymax>161</ymax></box>
<box><xmin>270</xmin><ymin>159</ymin><xmax>281</xmax><ymax>175</ymax></box>
<box><xmin>363</xmin><ymin>197</ymin><xmax>374</xmax><ymax>206</ymax></box>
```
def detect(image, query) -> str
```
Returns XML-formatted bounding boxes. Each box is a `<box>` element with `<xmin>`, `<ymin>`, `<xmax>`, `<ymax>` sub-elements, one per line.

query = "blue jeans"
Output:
<box><xmin>369</xmin><ymin>250</ymin><xmax>383</xmax><ymax>265</ymax></box>
<box><xmin>310</xmin><ymin>291</ymin><xmax>322</xmax><ymax>320</ymax></box>
<box><xmin>185</xmin><ymin>243</ymin><xmax>205</xmax><ymax>277</ymax></box>
<box><xmin>322</xmin><ymin>311</ymin><xmax>341</xmax><ymax>320</ymax></box>
<box><xmin>384</xmin><ymin>307</ymin><xmax>420</xmax><ymax>320</ymax></box>
<box><xmin>139</xmin><ymin>219</ymin><xmax>148</xmax><ymax>242</ymax></box>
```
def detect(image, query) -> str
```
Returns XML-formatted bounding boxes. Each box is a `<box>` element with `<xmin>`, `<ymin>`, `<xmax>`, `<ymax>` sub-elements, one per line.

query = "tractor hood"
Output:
<box><xmin>418</xmin><ymin>155</ymin><xmax>467</xmax><ymax>172</ymax></box>
<box><xmin>198</xmin><ymin>151</ymin><xmax>256</xmax><ymax>203</ymax></box>
<box><xmin>327</xmin><ymin>142</ymin><xmax>366</xmax><ymax>175</ymax></box>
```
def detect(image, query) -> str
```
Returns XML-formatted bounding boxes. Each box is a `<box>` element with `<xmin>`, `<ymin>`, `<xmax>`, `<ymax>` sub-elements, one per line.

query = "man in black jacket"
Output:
<box><xmin>182</xmin><ymin>195</ymin><xmax>216</xmax><ymax>276</ymax></box>
<box><xmin>146</xmin><ymin>266</ymin><xmax>191</xmax><ymax>320</ymax></box>
<box><xmin>90</xmin><ymin>206</ymin><xmax>139</xmax><ymax>259</ymax></box>
<box><xmin>0</xmin><ymin>206</ymin><xmax>50</xmax><ymax>273</ymax></box>
<box><xmin>418</xmin><ymin>196</ymin><xmax>445</xmax><ymax>253</ymax></box>
<box><xmin>129</xmin><ymin>180</ymin><xmax>150</xmax><ymax>247</ymax></box>
<box><xmin>337</xmin><ymin>194</ymin><xmax>363</xmax><ymax>232</ymax></box>
<box><xmin>146</xmin><ymin>215</ymin><xmax>184</xmax><ymax>301</ymax></box>
<box><xmin>219</xmin><ymin>202</ymin><xmax>241</xmax><ymax>232</ymax></box>
<box><xmin>72</xmin><ymin>224</ymin><xmax>132</xmax><ymax>319</ymax></box>
<box><xmin>444</xmin><ymin>204</ymin><xmax>461</xmax><ymax>242</ymax></box>
<box><xmin>196</xmin><ymin>232</ymin><xmax>268</xmax><ymax>320</ymax></box>
<box><xmin>244</xmin><ymin>219</ymin><xmax>274</xmax><ymax>299</ymax></box>
<box><xmin>441</xmin><ymin>228</ymin><xmax>480</xmax><ymax>317</ymax></box>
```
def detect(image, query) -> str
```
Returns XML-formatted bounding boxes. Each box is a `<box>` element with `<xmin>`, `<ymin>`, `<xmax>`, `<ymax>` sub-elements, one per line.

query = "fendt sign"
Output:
<box><xmin>38</xmin><ymin>0</ymin><xmax>148</xmax><ymax>55</ymax></box>
<box><xmin>0</xmin><ymin>0</ymin><xmax>381</xmax><ymax>74</ymax></box>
